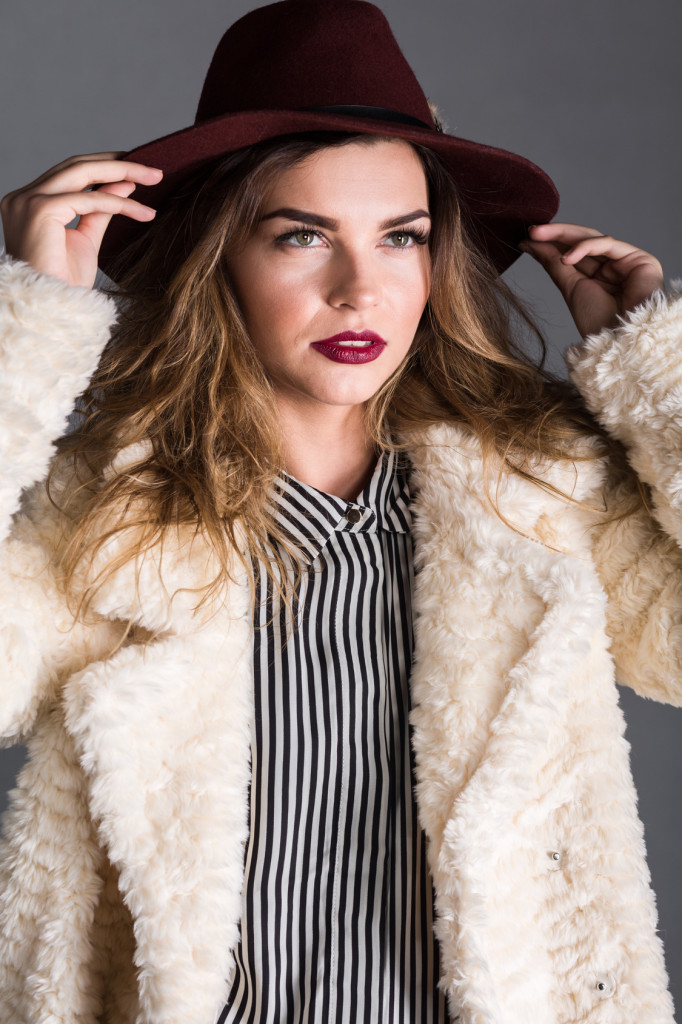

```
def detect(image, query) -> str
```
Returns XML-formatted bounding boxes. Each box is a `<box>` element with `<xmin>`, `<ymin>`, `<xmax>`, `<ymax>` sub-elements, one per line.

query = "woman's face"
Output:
<box><xmin>227</xmin><ymin>139</ymin><xmax>431</xmax><ymax>418</ymax></box>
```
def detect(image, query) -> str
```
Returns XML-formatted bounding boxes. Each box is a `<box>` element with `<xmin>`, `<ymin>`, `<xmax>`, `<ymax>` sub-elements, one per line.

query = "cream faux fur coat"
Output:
<box><xmin>0</xmin><ymin>257</ymin><xmax>680</xmax><ymax>1024</ymax></box>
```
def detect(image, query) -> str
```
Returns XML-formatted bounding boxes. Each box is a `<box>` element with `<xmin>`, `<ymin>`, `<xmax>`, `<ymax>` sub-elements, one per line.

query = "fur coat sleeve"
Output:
<box><xmin>566</xmin><ymin>283</ymin><xmax>682</xmax><ymax>703</ymax></box>
<box><xmin>0</xmin><ymin>259</ymin><xmax>123</xmax><ymax>745</ymax></box>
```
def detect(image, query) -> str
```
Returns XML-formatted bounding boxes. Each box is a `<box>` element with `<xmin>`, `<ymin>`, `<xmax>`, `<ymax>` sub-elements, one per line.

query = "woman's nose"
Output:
<box><xmin>325</xmin><ymin>251</ymin><xmax>381</xmax><ymax>310</ymax></box>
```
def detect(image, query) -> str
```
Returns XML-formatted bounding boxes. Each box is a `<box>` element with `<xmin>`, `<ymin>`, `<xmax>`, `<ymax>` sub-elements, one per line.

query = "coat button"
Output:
<box><xmin>594</xmin><ymin>973</ymin><xmax>616</xmax><ymax>998</ymax></box>
<box><xmin>345</xmin><ymin>506</ymin><xmax>363</xmax><ymax>524</ymax></box>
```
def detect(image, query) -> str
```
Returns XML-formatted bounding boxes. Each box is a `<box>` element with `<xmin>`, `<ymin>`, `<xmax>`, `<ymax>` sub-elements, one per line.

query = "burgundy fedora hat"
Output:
<box><xmin>98</xmin><ymin>0</ymin><xmax>559</xmax><ymax>278</ymax></box>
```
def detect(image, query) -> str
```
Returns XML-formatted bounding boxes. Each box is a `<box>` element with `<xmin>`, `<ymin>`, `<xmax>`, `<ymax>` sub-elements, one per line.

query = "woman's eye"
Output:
<box><xmin>277</xmin><ymin>228</ymin><xmax>322</xmax><ymax>247</ymax></box>
<box><xmin>385</xmin><ymin>230</ymin><xmax>429</xmax><ymax>248</ymax></box>
<box><xmin>292</xmin><ymin>230</ymin><xmax>317</xmax><ymax>246</ymax></box>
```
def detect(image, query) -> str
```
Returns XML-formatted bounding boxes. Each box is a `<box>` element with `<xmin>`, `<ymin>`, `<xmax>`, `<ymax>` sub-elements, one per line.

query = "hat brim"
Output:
<box><xmin>97</xmin><ymin>108</ymin><xmax>559</xmax><ymax>279</ymax></box>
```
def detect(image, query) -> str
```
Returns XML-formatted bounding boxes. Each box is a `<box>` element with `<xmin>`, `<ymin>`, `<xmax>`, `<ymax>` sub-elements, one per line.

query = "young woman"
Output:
<box><xmin>0</xmin><ymin>2</ymin><xmax>679</xmax><ymax>1023</ymax></box>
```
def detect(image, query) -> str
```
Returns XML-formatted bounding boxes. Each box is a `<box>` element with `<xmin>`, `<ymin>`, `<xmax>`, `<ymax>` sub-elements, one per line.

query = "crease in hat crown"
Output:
<box><xmin>195</xmin><ymin>0</ymin><xmax>436</xmax><ymax>128</ymax></box>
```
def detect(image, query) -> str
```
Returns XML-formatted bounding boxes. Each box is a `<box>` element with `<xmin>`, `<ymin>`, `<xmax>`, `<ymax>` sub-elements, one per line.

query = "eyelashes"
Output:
<box><xmin>392</xmin><ymin>226</ymin><xmax>430</xmax><ymax>246</ymax></box>
<box><xmin>274</xmin><ymin>224</ymin><xmax>430</xmax><ymax>248</ymax></box>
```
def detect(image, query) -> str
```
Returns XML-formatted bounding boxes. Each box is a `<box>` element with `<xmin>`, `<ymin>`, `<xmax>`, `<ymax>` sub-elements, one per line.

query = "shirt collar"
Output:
<box><xmin>267</xmin><ymin>449</ymin><xmax>412</xmax><ymax>562</ymax></box>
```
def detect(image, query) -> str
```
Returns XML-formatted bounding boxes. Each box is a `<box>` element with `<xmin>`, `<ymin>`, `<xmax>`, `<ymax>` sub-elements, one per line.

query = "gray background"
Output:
<box><xmin>1</xmin><ymin>0</ymin><xmax>680</xmax><ymax>1005</ymax></box>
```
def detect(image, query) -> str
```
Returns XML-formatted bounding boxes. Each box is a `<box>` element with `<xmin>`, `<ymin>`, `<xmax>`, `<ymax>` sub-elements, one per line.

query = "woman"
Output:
<box><xmin>0</xmin><ymin>2</ymin><xmax>679</xmax><ymax>1022</ymax></box>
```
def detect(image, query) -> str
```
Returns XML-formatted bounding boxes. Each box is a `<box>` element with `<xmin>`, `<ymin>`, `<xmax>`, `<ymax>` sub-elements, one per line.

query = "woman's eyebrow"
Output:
<box><xmin>260</xmin><ymin>207</ymin><xmax>431</xmax><ymax>230</ymax></box>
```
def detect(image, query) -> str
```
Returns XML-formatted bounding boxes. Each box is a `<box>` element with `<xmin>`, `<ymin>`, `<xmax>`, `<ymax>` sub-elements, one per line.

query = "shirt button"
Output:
<box><xmin>345</xmin><ymin>506</ymin><xmax>363</xmax><ymax>524</ymax></box>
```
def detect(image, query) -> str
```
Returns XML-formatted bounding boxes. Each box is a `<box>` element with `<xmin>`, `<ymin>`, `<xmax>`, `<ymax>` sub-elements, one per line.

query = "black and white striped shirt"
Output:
<box><xmin>218</xmin><ymin>450</ymin><xmax>448</xmax><ymax>1024</ymax></box>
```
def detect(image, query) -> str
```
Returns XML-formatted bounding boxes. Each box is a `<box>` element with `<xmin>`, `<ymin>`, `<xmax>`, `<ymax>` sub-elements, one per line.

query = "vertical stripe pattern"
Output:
<box><xmin>218</xmin><ymin>450</ymin><xmax>449</xmax><ymax>1024</ymax></box>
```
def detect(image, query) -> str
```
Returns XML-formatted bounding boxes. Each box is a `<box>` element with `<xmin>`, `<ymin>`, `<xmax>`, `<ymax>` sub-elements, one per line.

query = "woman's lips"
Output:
<box><xmin>310</xmin><ymin>330</ymin><xmax>386</xmax><ymax>364</ymax></box>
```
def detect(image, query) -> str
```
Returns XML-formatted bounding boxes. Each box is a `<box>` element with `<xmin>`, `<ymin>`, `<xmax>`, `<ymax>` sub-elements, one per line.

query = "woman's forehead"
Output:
<box><xmin>261</xmin><ymin>139</ymin><xmax>429</xmax><ymax>213</ymax></box>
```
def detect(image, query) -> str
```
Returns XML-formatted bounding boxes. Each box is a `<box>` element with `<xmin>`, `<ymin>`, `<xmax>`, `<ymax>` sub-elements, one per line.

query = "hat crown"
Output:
<box><xmin>196</xmin><ymin>0</ymin><xmax>435</xmax><ymax>127</ymax></box>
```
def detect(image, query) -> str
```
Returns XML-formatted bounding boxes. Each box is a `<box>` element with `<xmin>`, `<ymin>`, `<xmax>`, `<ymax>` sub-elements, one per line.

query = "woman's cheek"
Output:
<box><xmin>387</xmin><ymin>249</ymin><xmax>430</xmax><ymax>293</ymax></box>
<box><xmin>243</xmin><ymin>266</ymin><xmax>302</xmax><ymax>333</ymax></box>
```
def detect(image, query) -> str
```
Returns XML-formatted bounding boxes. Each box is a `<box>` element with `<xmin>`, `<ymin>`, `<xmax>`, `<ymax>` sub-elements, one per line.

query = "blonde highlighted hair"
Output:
<box><xmin>50</xmin><ymin>131</ymin><xmax>636</xmax><ymax>620</ymax></box>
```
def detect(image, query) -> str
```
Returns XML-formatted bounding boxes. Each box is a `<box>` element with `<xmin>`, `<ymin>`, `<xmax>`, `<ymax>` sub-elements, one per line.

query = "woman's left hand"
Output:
<box><xmin>518</xmin><ymin>223</ymin><xmax>664</xmax><ymax>340</ymax></box>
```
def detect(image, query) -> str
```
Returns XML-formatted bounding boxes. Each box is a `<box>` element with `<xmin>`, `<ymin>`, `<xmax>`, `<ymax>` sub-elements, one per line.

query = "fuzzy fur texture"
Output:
<box><xmin>0</xmin><ymin>258</ymin><xmax>679</xmax><ymax>1023</ymax></box>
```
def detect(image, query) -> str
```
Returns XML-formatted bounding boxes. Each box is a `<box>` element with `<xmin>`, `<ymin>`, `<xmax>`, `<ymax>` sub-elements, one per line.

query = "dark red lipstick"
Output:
<box><xmin>310</xmin><ymin>330</ymin><xmax>386</xmax><ymax>364</ymax></box>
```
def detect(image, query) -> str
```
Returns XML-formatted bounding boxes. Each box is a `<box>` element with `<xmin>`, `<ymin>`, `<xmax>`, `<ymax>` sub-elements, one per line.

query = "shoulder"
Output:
<box><xmin>404</xmin><ymin>419</ymin><xmax>621</xmax><ymax>557</ymax></box>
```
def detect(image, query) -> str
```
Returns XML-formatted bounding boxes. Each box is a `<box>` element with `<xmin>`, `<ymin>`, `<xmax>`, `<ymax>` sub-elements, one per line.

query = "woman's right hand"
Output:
<box><xmin>0</xmin><ymin>153</ymin><xmax>163</xmax><ymax>288</ymax></box>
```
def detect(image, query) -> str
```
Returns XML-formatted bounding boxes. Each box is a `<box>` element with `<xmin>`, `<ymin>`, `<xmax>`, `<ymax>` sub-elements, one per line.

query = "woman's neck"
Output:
<box><xmin>276</xmin><ymin>399</ymin><xmax>378</xmax><ymax>502</ymax></box>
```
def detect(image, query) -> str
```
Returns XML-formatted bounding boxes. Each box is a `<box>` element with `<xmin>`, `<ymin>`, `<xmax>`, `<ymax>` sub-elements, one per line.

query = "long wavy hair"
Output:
<box><xmin>50</xmin><ymin>130</ymin><xmax>637</xmax><ymax>621</ymax></box>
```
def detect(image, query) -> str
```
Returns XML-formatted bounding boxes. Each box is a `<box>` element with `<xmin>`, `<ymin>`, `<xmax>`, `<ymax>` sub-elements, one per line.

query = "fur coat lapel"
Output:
<box><xmin>405</xmin><ymin>424</ymin><xmax>668</xmax><ymax>1022</ymax></box>
<box><xmin>57</xmin><ymin>422</ymin><xmax>670</xmax><ymax>1024</ymax></box>
<box><xmin>61</xmin><ymin>470</ymin><xmax>257</xmax><ymax>1020</ymax></box>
